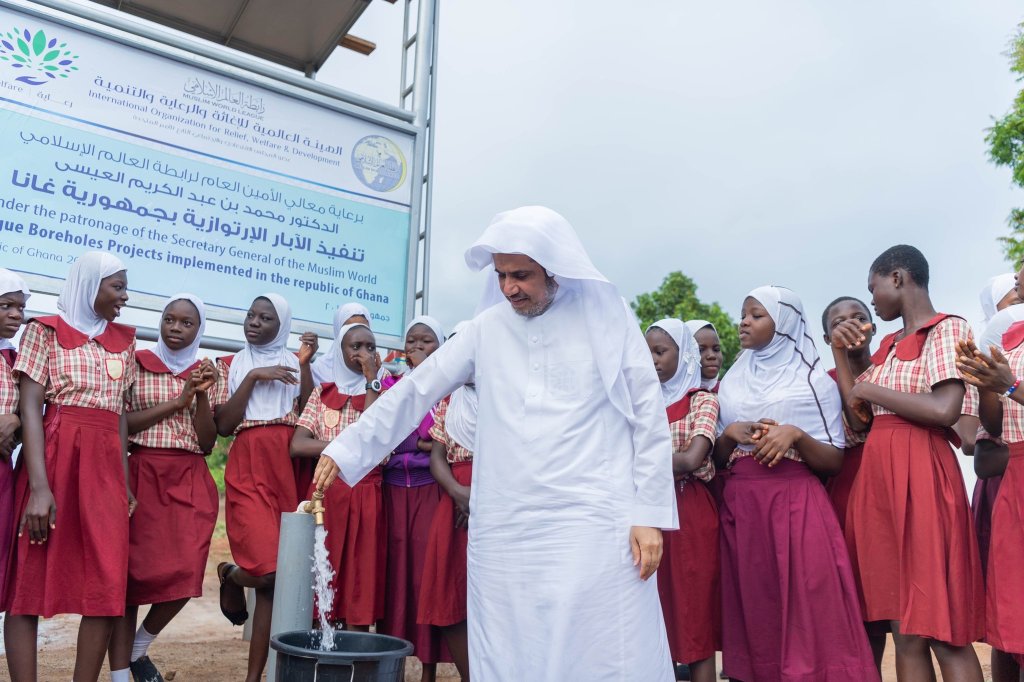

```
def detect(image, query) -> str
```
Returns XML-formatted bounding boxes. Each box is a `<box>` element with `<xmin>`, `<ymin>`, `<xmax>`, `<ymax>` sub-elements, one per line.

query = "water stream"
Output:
<box><xmin>311</xmin><ymin>524</ymin><xmax>337</xmax><ymax>651</ymax></box>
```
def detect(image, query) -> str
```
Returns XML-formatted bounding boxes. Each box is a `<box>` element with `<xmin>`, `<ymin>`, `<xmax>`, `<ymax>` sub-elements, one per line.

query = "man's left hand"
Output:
<box><xmin>630</xmin><ymin>526</ymin><xmax>663</xmax><ymax>581</ymax></box>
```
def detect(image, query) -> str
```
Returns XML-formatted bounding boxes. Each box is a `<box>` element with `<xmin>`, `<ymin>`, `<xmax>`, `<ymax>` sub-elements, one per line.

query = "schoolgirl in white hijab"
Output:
<box><xmin>331</xmin><ymin>322</ymin><xmax>375</xmax><ymax>394</ymax></box>
<box><xmin>405</xmin><ymin>315</ymin><xmax>445</xmax><ymax>349</ymax></box>
<box><xmin>312</xmin><ymin>303</ymin><xmax>372</xmax><ymax>385</ymax></box>
<box><xmin>717</xmin><ymin>286</ymin><xmax>845</xmax><ymax>453</ymax></box>
<box><xmin>647</xmin><ymin>318</ymin><xmax>702</xmax><ymax>407</ymax></box>
<box><xmin>58</xmin><ymin>251</ymin><xmax>126</xmax><ymax>339</ymax></box>
<box><xmin>0</xmin><ymin>269</ymin><xmax>30</xmax><ymax>352</ymax></box>
<box><xmin>227</xmin><ymin>293</ymin><xmax>300</xmax><ymax>421</ymax></box>
<box><xmin>685</xmin><ymin>319</ymin><xmax>721</xmax><ymax>390</ymax></box>
<box><xmin>153</xmin><ymin>293</ymin><xmax>206</xmax><ymax>375</ymax></box>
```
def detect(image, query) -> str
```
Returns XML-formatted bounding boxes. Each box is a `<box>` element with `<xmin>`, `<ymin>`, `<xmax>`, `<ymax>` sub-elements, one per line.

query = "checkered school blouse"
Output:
<box><xmin>0</xmin><ymin>349</ymin><xmax>18</xmax><ymax>414</ymax></box>
<box><xmin>14</xmin><ymin>320</ymin><xmax>135</xmax><ymax>413</ymax></box>
<box><xmin>858</xmin><ymin>316</ymin><xmax>979</xmax><ymax>418</ymax></box>
<box><xmin>428</xmin><ymin>395</ymin><xmax>474</xmax><ymax>464</ymax></box>
<box><xmin>976</xmin><ymin>341</ymin><xmax>1024</xmax><ymax>445</ymax></box>
<box><xmin>669</xmin><ymin>390</ymin><xmax>717</xmax><ymax>484</ymax></box>
<box><xmin>212</xmin><ymin>356</ymin><xmax>298</xmax><ymax>433</ymax></box>
<box><xmin>125</xmin><ymin>352</ymin><xmax>213</xmax><ymax>453</ymax></box>
<box><xmin>295</xmin><ymin>384</ymin><xmax>362</xmax><ymax>441</ymax></box>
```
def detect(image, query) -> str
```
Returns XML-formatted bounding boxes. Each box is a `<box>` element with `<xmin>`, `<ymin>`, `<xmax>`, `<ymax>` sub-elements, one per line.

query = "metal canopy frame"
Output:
<box><xmin>3</xmin><ymin>0</ymin><xmax>439</xmax><ymax>350</ymax></box>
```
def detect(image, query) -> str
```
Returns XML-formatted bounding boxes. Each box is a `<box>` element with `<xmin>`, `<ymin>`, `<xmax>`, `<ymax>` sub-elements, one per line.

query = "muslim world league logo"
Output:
<box><xmin>351</xmin><ymin>135</ymin><xmax>407</xmax><ymax>192</ymax></box>
<box><xmin>0</xmin><ymin>27</ymin><xmax>79</xmax><ymax>86</ymax></box>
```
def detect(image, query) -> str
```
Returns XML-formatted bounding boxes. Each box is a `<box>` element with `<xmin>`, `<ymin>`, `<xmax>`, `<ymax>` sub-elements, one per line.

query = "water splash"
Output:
<box><xmin>311</xmin><ymin>524</ymin><xmax>337</xmax><ymax>651</ymax></box>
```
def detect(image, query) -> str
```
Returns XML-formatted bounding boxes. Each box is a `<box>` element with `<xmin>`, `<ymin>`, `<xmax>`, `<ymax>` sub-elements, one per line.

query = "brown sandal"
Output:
<box><xmin>217</xmin><ymin>562</ymin><xmax>249</xmax><ymax>626</ymax></box>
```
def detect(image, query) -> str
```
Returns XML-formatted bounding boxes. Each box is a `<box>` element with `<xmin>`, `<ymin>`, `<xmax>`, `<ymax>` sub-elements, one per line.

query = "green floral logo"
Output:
<box><xmin>0</xmin><ymin>27</ymin><xmax>79</xmax><ymax>86</ymax></box>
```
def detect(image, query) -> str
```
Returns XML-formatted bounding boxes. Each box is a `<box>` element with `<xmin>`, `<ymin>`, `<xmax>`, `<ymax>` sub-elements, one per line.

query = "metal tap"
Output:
<box><xmin>303</xmin><ymin>488</ymin><xmax>326</xmax><ymax>526</ymax></box>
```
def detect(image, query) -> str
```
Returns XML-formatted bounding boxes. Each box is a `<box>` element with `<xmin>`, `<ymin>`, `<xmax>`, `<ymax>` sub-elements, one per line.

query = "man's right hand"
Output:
<box><xmin>313</xmin><ymin>454</ymin><xmax>340</xmax><ymax>490</ymax></box>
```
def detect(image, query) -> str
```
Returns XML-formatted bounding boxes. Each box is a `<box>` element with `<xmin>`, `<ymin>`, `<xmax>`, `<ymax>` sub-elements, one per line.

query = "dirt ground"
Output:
<box><xmin>0</xmin><ymin>519</ymin><xmax>995</xmax><ymax>681</ymax></box>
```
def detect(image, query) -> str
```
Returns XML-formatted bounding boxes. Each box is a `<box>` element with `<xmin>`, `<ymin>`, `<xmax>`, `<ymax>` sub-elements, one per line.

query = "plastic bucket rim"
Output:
<box><xmin>270</xmin><ymin>630</ymin><xmax>414</xmax><ymax>662</ymax></box>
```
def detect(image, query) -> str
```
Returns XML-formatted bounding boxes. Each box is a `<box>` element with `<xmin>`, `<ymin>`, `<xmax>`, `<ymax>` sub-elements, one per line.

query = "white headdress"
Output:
<box><xmin>312</xmin><ymin>302</ymin><xmax>373</xmax><ymax>385</ymax></box>
<box><xmin>331</xmin><ymin>322</ymin><xmax>373</xmax><ymax>394</ymax></box>
<box><xmin>685</xmin><ymin>319</ymin><xmax>720</xmax><ymax>389</ymax></box>
<box><xmin>57</xmin><ymin>251</ymin><xmax>125</xmax><ymax>339</ymax></box>
<box><xmin>980</xmin><ymin>273</ymin><xmax>1018</xmax><ymax>324</ymax></box>
<box><xmin>717</xmin><ymin>286</ymin><xmax>844</xmax><ymax>449</ymax></box>
<box><xmin>464</xmin><ymin>205</ymin><xmax>637</xmax><ymax>418</ymax></box>
<box><xmin>647</xmin><ymin>318</ymin><xmax>702</xmax><ymax>407</ymax></box>
<box><xmin>227</xmin><ymin>293</ymin><xmax>300</xmax><ymax>421</ymax></box>
<box><xmin>153</xmin><ymin>293</ymin><xmax>205</xmax><ymax>375</ymax></box>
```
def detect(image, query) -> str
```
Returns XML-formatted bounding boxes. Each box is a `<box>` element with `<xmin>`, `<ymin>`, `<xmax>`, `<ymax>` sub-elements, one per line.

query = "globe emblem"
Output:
<box><xmin>351</xmin><ymin>135</ymin><xmax>407</xmax><ymax>192</ymax></box>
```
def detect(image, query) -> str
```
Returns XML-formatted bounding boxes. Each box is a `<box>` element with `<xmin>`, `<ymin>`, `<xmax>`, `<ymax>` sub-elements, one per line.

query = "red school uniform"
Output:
<box><xmin>824</xmin><ymin>368</ymin><xmax>869</xmax><ymax>531</ymax></box>
<box><xmin>417</xmin><ymin>395</ymin><xmax>474</xmax><ymax>628</ymax></box>
<box><xmin>3</xmin><ymin>316</ymin><xmax>135</xmax><ymax>617</ymax></box>
<box><xmin>656</xmin><ymin>389</ymin><xmax>721</xmax><ymax>665</ymax></box>
<box><xmin>214</xmin><ymin>355</ymin><xmax>299</xmax><ymax>577</ymax></box>
<box><xmin>844</xmin><ymin>314</ymin><xmax>984</xmax><ymax>645</ymax></box>
<box><xmin>124</xmin><ymin>351</ymin><xmax>218</xmax><ymax>606</ymax></box>
<box><xmin>979</xmin><ymin>321</ymin><xmax>1024</xmax><ymax>656</ymax></box>
<box><xmin>296</xmin><ymin>383</ymin><xmax>386</xmax><ymax>626</ymax></box>
<box><xmin>0</xmin><ymin>348</ymin><xmax>19</xmax><ymax>598</ymax></box>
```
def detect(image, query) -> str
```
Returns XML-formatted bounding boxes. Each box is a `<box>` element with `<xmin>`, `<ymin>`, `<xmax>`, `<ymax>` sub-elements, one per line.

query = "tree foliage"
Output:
<box><xmin>631</xmin><ymin>271</ymin><xmax>740</xmax><ymax>372</ymax></box>
<box><xmin>986</xmin><ymin>22</ymin><xmax>1024</xmax><ymax>264</ymax></box>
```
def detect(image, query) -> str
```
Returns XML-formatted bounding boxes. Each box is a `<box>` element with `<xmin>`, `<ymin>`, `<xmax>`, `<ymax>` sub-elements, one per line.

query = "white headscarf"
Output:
<box><xmin>685</xmin><ymin>319</ymin><xmax>720</xmax><ymax>389</ymax></box>
<box><xmin>312</xmin><ymin>302</ymin><xmax>373</xmax><ymax>385</ymax></box>
<box><xmin>57</xmin><ymin>251</ymin><xmax>125</xmax><ymax>339</ymax></box>
<box><xmin>405</xmin><ymin>315</ymin><xmax>445</xmax><ymax>346</ymax></box>
<box><xmin>331</xmin><ymin>322</ymin><xmax>373</xmax><ymax>394</ymax></box>
<box><xmin>647</xmin><ymin>318</ymin><xmax>702</xmax><ymax>407</ymax></box>
<box><xmin>717</xmin><ymin>286</ymin><xmax>844</xmax><ymax>450</ymax></box>
<box><xmin>980</xmin><ymin>304</ymin><xmax>1024</xmax><ymax>352</ymax></box>
<box><xmin>464</xmin><ymin>205</ymin><xmax>637</xmax><ymax>419</ymax></box>
<box><xmin>442</xmin><ymin>320</ymin><xmax>477</xmax><ymax>450</ymax></box>
<box><xmin>0</xmin><ymin>268</ymin><xmax>30</xmax><ymax>352</ymax></box>
<box><xmin>228</xmin><ymin>293</ymin><xmax>300</xmax><ymax>421</ymax></box>
<box><xmin>153</xmin><ymin>293</ymin><xmax>205</xmax><ymax>375</ymax></box>
<box><xmin>980</xmin><ymin>273</ymin><xmax>1018</xmax><ymax>324</ymax></box>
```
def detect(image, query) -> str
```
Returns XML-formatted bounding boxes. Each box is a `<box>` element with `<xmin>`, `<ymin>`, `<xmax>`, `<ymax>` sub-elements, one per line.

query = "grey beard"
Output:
<box><xmin>515</xmin><ymin>278</ymin><xmax>559</xmax><ymax>318</ymax></box>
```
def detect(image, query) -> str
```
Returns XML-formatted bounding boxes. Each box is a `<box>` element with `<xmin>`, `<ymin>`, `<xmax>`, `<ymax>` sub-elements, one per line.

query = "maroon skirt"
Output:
<box><xmin>126</xmin><ymin>447</ymin><xmax>219</xmax><ymax>606</ymax></box>
<box><xmin>312</xmin><ymin>467</ymin><xmax>386</xmax><ymax>626</ymax></box>
<box><xmin>418</xmin><ymin>461</ymin><xmax>472</xmax><ymax>627</ymax></box>
<box><xmin>0</xmin><ymin>455</ymin><xmax>13</xmax><ymax>602</ymax></box>
<box><xmin>844</xmin><ymin>415</ymin><xmax>984</xmax><ymax>645</ymax></box>
<box><xmin>987</xmin><ymin>443</ymin><xmax>1024</xmax><ymax>655</ymax></box>
<box><xmin>381</xmin><ymin>480</ymin><xmax>450</xmax><ymax>664</ymax></box>
<box><xmin>972</xmin><ymin>474</ymin><xmax>1002</xmax><ymax>578</ymax></box>
<box><xmin>825</xmin><ymin>443</ymin><xmax>864</xmax><ymax>532</ymax></box>
<box><xmin>720</xmin><ymin>457</ymin><xmax>876</xmax><ymax>682</ymax></box>
<box><xmin>224</xmin><ymin>425</ymin><xmax>297</xmax><ymax>577</ymax></box>
<box><xmin>4</xmin><ymin>406</ymin><xmax>128</xmax><ymax>616</ymax></box>
<box><xmin>658</xmin><ymin>478</ymin><xmax>721</xmax><ymax>664</ymax></box>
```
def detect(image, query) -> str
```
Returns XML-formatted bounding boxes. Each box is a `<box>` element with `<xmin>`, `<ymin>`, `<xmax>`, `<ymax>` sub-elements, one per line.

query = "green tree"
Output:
<box><xmin>986</xmin><ymin>21</ymin><xmax>1024</xmax><ymax>264</ymax></box>
<box><xmin>631</xmin><ymin>271</ymin><xmax>740</xmax><ymax>372</ymax></box>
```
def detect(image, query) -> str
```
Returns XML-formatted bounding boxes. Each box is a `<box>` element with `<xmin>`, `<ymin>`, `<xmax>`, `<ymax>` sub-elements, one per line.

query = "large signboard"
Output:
<box><xmin>0</xmin><ymin>2</ymin><xmax>419</xmax><ymax>340</ymax></box>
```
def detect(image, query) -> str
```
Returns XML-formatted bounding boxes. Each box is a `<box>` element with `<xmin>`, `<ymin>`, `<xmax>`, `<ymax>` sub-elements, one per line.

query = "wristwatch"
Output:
<box><xmin>366</xmin><ymin>379</ymin><xmax>382</xmax><ymax>393</ymax></box>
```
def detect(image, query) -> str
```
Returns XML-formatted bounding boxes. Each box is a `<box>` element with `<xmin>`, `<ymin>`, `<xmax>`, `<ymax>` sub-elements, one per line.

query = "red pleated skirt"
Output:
<box><xmin>312</xmin><ymin>467</ymin><xmax>386</xmax><ymax>626</ymax></box>
<box><xmin>972</xmin><ymin>474</ymin><xmax>1002</xmax><ymax>578</ymax></box>
<box><xmin>381</xmin><ymin>480</ymin><xmax>450</xmax><ymax>664</ymax></box>
<box><xmin>0</xmin><ymin>456</ymin><xmax>13</xmax><ymax>601</ymax></box>
<box><xmin>3</xmin><ymin>406</ymin><xmax>128</xmax><ymax>616</ymax></box>
<box><xmin>844</xmin><ymin>414</ymin><xmax>984</xmax><ymax>645</ymax></box>
<box><xmin>293</xmin><ymin>456</ymin><xmax>315</xmax><ymax>510</ymax></box>
<box><xmin>224</xmin><ymin>425</ymin><xmax>297</xmax><ymax>577</ymax></box>
<box><xmin>825</xmin><ymin>444</ymin><xmax>864</xmax><ymax>532</ymax></box>
<box><xmin>658</xmin><ymin>478</ymin><xmax>721</xmax><ymax>664</ymax></box>
<box><xmin>126</xmin><ymin>447</ymin><xmax>219</xmax><ymax>606</ymax></box>
<box><xmin>720</xmin><ymin>457</ymin><xmax>876</xmax><ymax>682</ymax></box>
<box><xmin>987</xmin><ymin>443</ymin><xmax>1024</xmax><ymax>655</ymax></box>
<box><xmin>418</xmin><ymin>461</ymin><xmax>472</xmax><ymax>627</ymax></box>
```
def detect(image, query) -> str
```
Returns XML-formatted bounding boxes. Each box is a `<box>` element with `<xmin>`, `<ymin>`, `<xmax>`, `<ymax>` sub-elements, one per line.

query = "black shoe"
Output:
<box><xmin>129</xmin><ymin>656</ymin><xmax>165</xmax><ymax>682</ymax></box>
<box><xmin>675</xmin><ymin>663</ymin><xmax>691</xmax><ymax>680</ymax></box>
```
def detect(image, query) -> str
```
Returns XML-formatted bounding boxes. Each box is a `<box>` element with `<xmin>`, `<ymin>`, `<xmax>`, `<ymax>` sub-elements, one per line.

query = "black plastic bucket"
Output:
<box><xmin>271</xmin><ymin>630</ymin><xmax>414</xmax><ymax>682</ymax></box>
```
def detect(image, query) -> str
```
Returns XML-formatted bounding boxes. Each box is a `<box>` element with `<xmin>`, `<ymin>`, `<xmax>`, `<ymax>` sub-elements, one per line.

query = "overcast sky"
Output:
<box><xmin>321</xmin><ymin>0</ymin><xmax>1024</xmax><ymax>353</ymax></box>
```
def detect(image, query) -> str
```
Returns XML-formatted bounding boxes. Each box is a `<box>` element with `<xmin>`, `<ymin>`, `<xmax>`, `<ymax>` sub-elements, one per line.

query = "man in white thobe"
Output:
<box><xmin>313</xmin><ymin>206</ymin><xmax>677</xmax><ymax>681</ymax></box>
